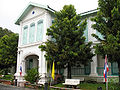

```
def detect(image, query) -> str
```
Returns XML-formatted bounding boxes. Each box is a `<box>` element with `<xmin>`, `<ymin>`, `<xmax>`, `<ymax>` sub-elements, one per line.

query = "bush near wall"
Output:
<box><xmin>24</xmin><ymin>68</ymin><xmax>39</xmax><ymax>84</ymax></box>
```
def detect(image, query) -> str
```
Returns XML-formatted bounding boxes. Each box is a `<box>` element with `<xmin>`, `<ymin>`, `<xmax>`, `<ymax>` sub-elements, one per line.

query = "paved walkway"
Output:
<box><xmin>0</xmin><ymin>83</ymin><xmax>36</xmax><ymax>90</ymax></box>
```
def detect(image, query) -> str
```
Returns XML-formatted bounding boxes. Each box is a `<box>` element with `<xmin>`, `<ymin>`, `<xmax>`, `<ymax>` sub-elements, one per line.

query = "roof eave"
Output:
<box><xmin>15</xmin><ymin>2</ymin><xmax>55</xmax><ymax>25</ymax></box>
<box><xmin>80</xmin><ymin>9</ymin><xmax>98</xmax><ymax>17</ymax></box>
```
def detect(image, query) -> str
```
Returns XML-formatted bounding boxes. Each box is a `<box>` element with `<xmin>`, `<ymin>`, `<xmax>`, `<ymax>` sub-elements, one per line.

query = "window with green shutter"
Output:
<box><xmin>96</xmin><ymin>30</ymin><xmax>104</xmax><ymax>40</ymax></box>
<box><xmin>29</xmin><ymin>23</ymin><xmax>35</xmax><ymax>43</ymax></box>
<box><xmin>51</xmin><ymin>20</ymin><xmax>56</xmax><ymax>42</ymax></box>
<box><xmin>22</xmin><ymin>25</ymin><xmax>28</xmax><ymax>45</ymax></box>
<box><xmin>111</xmin><ymin>62</ymin><xmax>118</xmax><ymax>75</ymax></box>
<box><xmin>36</xmin><ymin>20</ymin><xmax>43</xmax><ymax>41</ymax></box>
<box><xmin>84</xmin><ymin>23</ymin><xmax>88</xmax><ymax>42</ymax></box>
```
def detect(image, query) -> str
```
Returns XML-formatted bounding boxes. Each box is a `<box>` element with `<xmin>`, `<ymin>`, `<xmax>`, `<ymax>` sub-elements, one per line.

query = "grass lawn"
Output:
<box><xmin>25</xmin><ymin>82</ymin><xmax>119</xmax><ymax>90</ymax></box>
<box><xmin>53</xmin><ymin>83</ymin><xmax>106</xmax><ymax>90</ymax></box>
<box><xmin>79</xmin><ymin>83</ymin><xmax>105</xmax><ymax>90</ymax></box>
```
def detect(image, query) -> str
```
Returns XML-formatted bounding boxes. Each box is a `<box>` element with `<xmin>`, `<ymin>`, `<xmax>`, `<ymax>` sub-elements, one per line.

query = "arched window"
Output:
<box><xmin>29</xmin><ymin>23</ymin><xmax>35</xmax><ymax>43</ymax></box>
<box><xmin>36</xmin><ymin>20</ymin><xmax>43</xmax><ymax>41</ymax></box>
<box><xmin>22</xmin><ymin>25</ymin><xmax>28</xmax><ymax>45</ymax></box>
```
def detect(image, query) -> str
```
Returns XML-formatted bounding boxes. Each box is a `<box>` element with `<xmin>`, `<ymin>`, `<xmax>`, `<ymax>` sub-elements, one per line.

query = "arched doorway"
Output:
<box><xmin>25</xmin><ymin>55</ymin><xmax>39</xmax><ymax>72</ymax></box>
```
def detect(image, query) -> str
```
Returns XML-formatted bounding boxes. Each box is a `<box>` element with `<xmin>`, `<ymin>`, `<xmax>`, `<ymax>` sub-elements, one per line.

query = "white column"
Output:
<box><xmin>90</xmin><ymin>49</ymin><xmax>98</xmax><ymax>76</ymax></box>
<box><xmin>38</xmin><ymin>51</ymin><xmax>47</xmax><ymax>84</ymax></box>
<box><xmin>22</xmin><ymin>60</ymin><xmax>26</xmax><ymax>76</ymax></box>
<box><xmin>15</xmin><ymin>51</ymin><xmax>20</xmax><ymax>76</ymax></box>
<box><xmin>38</xmin><ymin>52</ymin><xmax>42</xmax><ymax>75</ymax></box>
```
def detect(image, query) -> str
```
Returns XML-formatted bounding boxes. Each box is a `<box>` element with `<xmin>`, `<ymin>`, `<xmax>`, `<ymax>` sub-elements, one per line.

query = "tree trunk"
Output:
<box><xmin>67</xmin><ymin>62</ymin><xmax>71</xmax><ymax>79</ymax></box>
<box><xmin>118</xmin><ymin>62</ymin><xmax>120</xmax><ymax>84</ymax></box>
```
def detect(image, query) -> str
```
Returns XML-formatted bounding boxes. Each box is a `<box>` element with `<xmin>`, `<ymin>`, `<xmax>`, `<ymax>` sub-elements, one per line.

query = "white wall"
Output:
<box><xmin>15</xmin><ymin>6</ymin><xmax>53</xmax><ymax>84</ymax></box>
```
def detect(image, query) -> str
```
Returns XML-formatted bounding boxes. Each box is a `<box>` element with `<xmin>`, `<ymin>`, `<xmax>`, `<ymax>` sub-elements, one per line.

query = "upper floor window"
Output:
<box><xmin>52</xmin><ymin>20</ymin><xmax>55</xmax><ymax>24</ymax></box>
<box><xmin>36</xmin><ymin>20</ymin><xmax>43</xmax><ymax>41</ymax></box>
<box><xmin>84</xmin><ymin>23</ymin><xmax>88</xmax><ymax>42</ymax></box>
<box><xmin>22</xmin><ymin>25</ymin><xmax>28</xmax><ymax>45</ymax></box>
<box><xmin>96</xmin><ymin>30</ymin><xmax>104</xmax><ymax>40</ymax></box>
<box><xmin>29</xmin><ymin>23</ymin><xmax>35</xmax><ymax>43</ymax></box>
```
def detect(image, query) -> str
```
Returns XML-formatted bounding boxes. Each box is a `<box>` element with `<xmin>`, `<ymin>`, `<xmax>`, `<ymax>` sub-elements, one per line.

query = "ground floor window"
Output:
<box><xmin>28</xmin><ymin>59</ymin><xmax>33</xmax><ymax>70</ymax></box>
<box><xmin>111</xmin><ymin>62</ymin><xmax>118</xmax><ymax>75</ymax></box>
<box><xmin>71</xmin><ymin>64</ymin><xmax>91</xmax><ymax>76</ymax></box>
<box><xmin>97</xmin><ymin>62</ymin><xmax>118</xmax><ymax>76</ymax></box>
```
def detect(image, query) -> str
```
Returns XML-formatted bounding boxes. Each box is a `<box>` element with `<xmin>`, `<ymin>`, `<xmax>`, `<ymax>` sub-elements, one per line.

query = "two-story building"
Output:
<box><xmin>15</xmin><ymin>2</ymin><xmax>118</xmax><ymax>85</ymax></box>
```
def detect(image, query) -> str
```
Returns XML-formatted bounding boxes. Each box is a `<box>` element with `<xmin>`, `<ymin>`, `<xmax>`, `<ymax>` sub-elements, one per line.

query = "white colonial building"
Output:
<box><xmin>15</xmin><ymin>2</ymin><xmax>118</xmax><ymax>85</ymax></box>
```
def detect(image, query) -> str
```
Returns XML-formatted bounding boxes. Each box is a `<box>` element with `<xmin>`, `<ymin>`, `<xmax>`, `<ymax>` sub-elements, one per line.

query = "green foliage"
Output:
<box><xmin>0</xmin><ymin>27</ymin><xmax>13</xmax><ymax>38</ymax></box>
<box><xmin>91</xmin><ymin>0</ymin><xmax>120</xmax><ymax>60</ymax></box>
<box><xmin>39</xmin><ymin>5</ymin><xmax>94</xmax><ymax>78</ymax></box>
<box><xmin>0</xmin><ymin>74</ymin><xmax>14</xmax><ymax>81</ymax></box>
<box><xmin>24</xmin><ymin>68</ymin><xmax>40</xmax><ymax>84</ymax></box>
<box><xmin>0</xmin><ymin>33</ymin><xmax>18</xmax><ymax>69</ymax></box>
<box><xmin>91</xmin><ymin>0</ymin><xmax>120</xmax><ymax>82</ymax></box>
<box><xmin>109</xmin><ymin>78</ymin><xmax>120</xmax><ymax>90</ymax></box>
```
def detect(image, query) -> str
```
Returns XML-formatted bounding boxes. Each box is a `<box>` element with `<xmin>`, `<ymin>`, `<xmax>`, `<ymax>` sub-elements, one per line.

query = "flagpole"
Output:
<box><xmin>106</xmin><ymin>54</ymin><xmax>108</xmax><ymax>90</ymax></box>
<box><xmin>106</xmin><ymin>74</ymin><xmax>108</xmax><ymax>90</ymax></box>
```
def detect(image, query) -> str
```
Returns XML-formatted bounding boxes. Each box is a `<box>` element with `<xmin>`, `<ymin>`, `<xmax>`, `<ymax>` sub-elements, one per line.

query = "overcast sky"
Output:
<box><xmin>0</xmin><ymin>0</ymin><xmax>98</xmax><ymax>33</ymax></box>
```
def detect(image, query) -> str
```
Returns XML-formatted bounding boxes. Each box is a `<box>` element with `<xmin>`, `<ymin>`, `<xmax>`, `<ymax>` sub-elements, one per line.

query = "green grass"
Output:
<box><xmin>52</xmin><ymin>83</ymin><xmax>106</xmax><ymax>90</ymax></box>
<box><xmin>25</xmin><ymin>82</ymin><xmax>120</xmax><ymax>90</ymax></box>
<box><xmin>79</xmin><ymin>83</ymin><xmax>105</xmax><ymax>90</ymax></box>
<box><xmin>54</xmin><ymin>83</ymin><xmax>65</xmax><ymax>87</ymax></box>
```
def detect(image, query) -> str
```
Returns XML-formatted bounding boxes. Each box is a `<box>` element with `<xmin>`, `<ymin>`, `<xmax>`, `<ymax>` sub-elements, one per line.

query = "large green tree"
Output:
<box><xmin>0</xmin><ymin>33</ymin><xmax>18</xmax><ymax>70</ymax></box>
<box><xmin>91</xmin><ymin>0</ymin><xmax>120</xmax><ymax>83</ymax></box>
<box><xmin>39</xmin><ymin>5</ymin><xmax>94</xmax><ymax>78</ymax></box>
<box><xmin>0</xmin><ymin>27</ymin><xmax>13</xmax><ymax>38</ymax></box>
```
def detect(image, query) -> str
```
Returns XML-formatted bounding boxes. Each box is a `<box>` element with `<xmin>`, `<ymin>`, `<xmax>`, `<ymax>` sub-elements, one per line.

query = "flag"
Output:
<box><xmin>20</xmin><ymin>66</ymin><xmax>22</xmax><ymax>76</ymax></box>
<box><xmin>51</xmin><ymin>61</ymin><xmax>55</xmax><ymax>80</ymax></box>
<box><xmin>103</xmin><ymin>55</ymin><xmax>109</xmax><ymax>82</ymax></box>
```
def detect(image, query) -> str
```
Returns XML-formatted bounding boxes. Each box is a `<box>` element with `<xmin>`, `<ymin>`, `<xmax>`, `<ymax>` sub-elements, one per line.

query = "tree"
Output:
<box><xmin>39</xmin><ymin>5</ymin><xmax>94</xmax><ymax>78</ymax></box>
<box><xmin>0</xmin><ymin>33</ymin><xmax>18</xmax><ymax>70</ymax></box>
<box><xmin>0</xmin><ymin>27</ymin><xmax>13</xmax><ymax>38</ymax></box>
<box><xmin>91</xmin><ymin>0</ymin><xmax>120</xmax><ymax>83</ymax></box>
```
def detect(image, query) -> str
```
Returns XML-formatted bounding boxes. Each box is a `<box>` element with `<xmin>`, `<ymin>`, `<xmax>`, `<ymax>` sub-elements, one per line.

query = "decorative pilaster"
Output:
<box><xmin>15</xmin><ymin>50</ymin><xmax>21</xmax><ymax>76</ymax></box>
<box><xmin>22</xmin><ymin>60</ymin><xmax>26</xmax><ymax>76</ymax></box>
<box><xmin>90</xmin><ymin>49</ymin><xmax>98</xmax><ymax>76</ymax></box>
<box><xmin>38</xmin><ymin>51</ymin><xmax>47</xmax><ymax>85</ymax></box>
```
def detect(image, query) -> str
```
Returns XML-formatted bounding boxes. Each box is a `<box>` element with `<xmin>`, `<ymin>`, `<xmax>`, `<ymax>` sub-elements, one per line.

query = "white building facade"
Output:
<box><xmin>15</xmin><ymin>2</ymin><xmax>118</xmax><ymax>85</ymax></box>
<box><xmin>14</xmin><ymin>2</ymin><xmax>55</xmax><ymax>84</ymax></box>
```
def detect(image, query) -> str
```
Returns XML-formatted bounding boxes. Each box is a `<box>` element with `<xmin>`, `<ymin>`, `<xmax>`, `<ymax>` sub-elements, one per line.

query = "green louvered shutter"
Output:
<box><xmin>84</xmin><ymin>23</ymin><xmax>88</xmax><ymax>42</ymax></box>
<box><xmin>22</xmin><ymin>26</ymin><xmax>28</xmax><ymax>45</ymax></box>
<box><xmin>29</xmin><ymin>23</ymin><xmax>35</xmax><ymax>43</ymax></box>
<box><xmin>36</xmin><ymin>20</ymin><xmax>43</xmax><ymax>41</ymax></box>
<box><xmin>96</xmin><ymin>30</ymin><xmax>104</xmax><ymax>40</ymax></box>
<box><xmin>51</xmin><ymin>20</ymin><xmax>56</xmax><ymax>42</ymax></box>
<box><xmin>111</xmin><ymin>62</ymin><xmax>118</xmax><ymax>75</ymax></box>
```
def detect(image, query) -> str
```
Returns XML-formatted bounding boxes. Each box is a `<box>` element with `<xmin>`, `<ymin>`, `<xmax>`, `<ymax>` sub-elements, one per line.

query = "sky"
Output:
<box><xmin>0</xmin><ymin>0</ymin><xmax>98</xmax><ymax>33</ymax></box>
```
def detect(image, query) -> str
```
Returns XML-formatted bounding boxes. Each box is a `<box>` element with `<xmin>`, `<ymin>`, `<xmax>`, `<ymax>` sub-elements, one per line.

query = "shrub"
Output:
<box><xmin>24</xmin><ymin>68</ymin><xmax>39</xmax><ymax>84</ymax></box>
<box><xmin>108</xmin><ymin>78</ymin><xmax>120</xmax><ymax>90</ymax></box>
<box><xmin>0</xmin><ymin>74</ymin><xmax>14</xmax><ymax>81</ymax></box>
